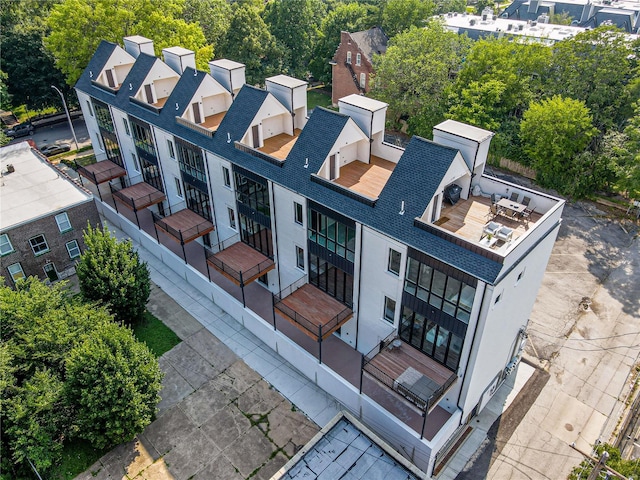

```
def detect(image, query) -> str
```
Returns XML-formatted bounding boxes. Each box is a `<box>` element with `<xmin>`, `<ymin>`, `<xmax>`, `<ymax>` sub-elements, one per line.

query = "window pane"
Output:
<box><xmin>459</xmin><ymin>285</ymin><xmax>475</xmax><ymax>311</ymax></box>
<box><xmin>66</xmin><ymin>240</ymin><xmax>81</xmax><ymax>258</ymax></box>
<box><xmin>388</xmin><ymin>249</ymin><xmax>401</xmax><ymax>275</ymax></box>
<box><xmin>7</xmin><ymin>263</ymin><xmax>25</xmax><ymax>282</ymax></box>
<box><xmin>418</xmin><ymin>264</ymin><xmax>432</xmax><ymax>290</ymax></box>
<box><xmin>445</xmin><ymin>278</ymin><xmax>461</xmax><ymax>303</ymax></box>
<box><xmin>384</xmin><ymin>297</ymin><xmax>396</xmax><ymax>323</ymax></box>
<box><xmin>0</xmin><ymin>234</ymin><xmax>13</xmax><ymax>255</ymax></box>
<box><xmin>429</xmin><ymin>294</ymin><xmax>443</xmax><ymax>309</ymax></box>
<box><xmin>446</xmin><ymin>334</ymin><xmax>463</xmax><ymax>370</ymax></box>
<box><xmin>423</xmin><ymin>320</ymin><xmax>437</xmax><ymax>355</ymax></box>
<box><xmin>410</xmin><ymin>314</ymin><xmax>424</xmax><ymax>349</ymax></box>
<box><xmin>55</xmin><ymin>213</ymin><xmax>72</xmax><ymax>232</ymax></box>
<box><xmin>456</xmin><ymin>309</ymin><xmax>470</xmax><ymax>324</ymax></box>
<box><xmin>417</xmin><ymin>286</ymin><xmax>429</xmax><ymax>303</ymax></box>
<box><xmin>296</xmin><ymin>246</ymin><xmax>304</xmax><ymax>269</ymax></box>
<box><xmin>337</xmin><ymin>224</ymin><xmax>346</xmax><ymax>245</ymax></box>
<box><xmin>400</xmin><ymin>308</ymin><xmax>413</xmax><ymax>342</ymax></box>
<box><xmin>406</xmin><ymin>258</ymin><xmax>419</xmax><ymax>283</ymax></box>
<box><xmin>443</xmin><ymin>301</ymin><xmax>456</xmax><ymax>316</ymax></box>
<box><xmin>431</xmin><ymin>270</ymin><xmax>446</xmax><ymax>297</ymax></box>
<box><xmin>434</xmin><ymin>327</ymin><xmax>449</xmax><ymax>363</ymax></box>
<box><xmin>29</xmin><ymin>235</ymin><xmax>49</xmax><ymax>255</ymax></box>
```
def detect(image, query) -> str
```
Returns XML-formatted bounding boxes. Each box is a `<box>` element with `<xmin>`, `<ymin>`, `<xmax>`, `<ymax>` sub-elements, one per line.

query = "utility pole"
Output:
<box><xmin>586</xmin><ymin>451</ymin><xmax>608</xmax><ymax>480</ymax></box>
<box><xmin>51</xmin><ymin>85</ymin><xmax>79</xmax><ymax>152</ymax></box>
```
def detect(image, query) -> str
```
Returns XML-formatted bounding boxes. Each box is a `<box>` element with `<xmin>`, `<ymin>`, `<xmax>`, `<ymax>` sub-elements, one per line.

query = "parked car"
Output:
<box><xmin>40</xmin><ymin>143</ymin><xmax>71</xmax><ymax>157</ymax></box>
<box><xmin>4</xmin><ymin>122</ymin><xmax>34</xmax><ymax>138</ymax></box>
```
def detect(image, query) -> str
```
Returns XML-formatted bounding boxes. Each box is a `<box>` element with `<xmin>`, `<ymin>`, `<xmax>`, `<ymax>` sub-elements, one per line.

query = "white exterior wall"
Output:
<box><xmin>262</xmin><ymin>114</ymin><xmax>288</xmax><ymax>140</ymax></box>
<box><xmin>355</xmin><ymin>226</ymin><xmax>407</xmax><ymax>353</ymax></box>
<box><xmin>202</xmin><ymin>94</ymin><xmax>230</xmax><ymax>117</ymax></box>
<box><xmin>432</xmin><ymin>130</ymin><xmax>489</xmax><ymax>174</ymax></box>
<box><xmin>205</xmin><ymin>151</ymin><xmax>238</xmax><ymax>244</ymax></box>
<box><xmin>153</xmin><ymin>77</ymin><xmax>179</xmax><ymax>101</ymax></box>
<box><xmin>292</xmin><ymin>85</ymin><xmax>307</xmax><ymax>129</ymax></box>
<box><xmin>76</xmin><ymin>89</ymin><xmax>107</xmax><ymax>162</ymax></box>
<box><xmin>150</xmin><ymin>127</ymin><xmax>181</xmax><ymax>207</ymax></box>
<box><xmin>109</xmin><ymin>107</ymin><xmax>139</xmax><ymax>177</ymax></box>
<box><xmin>271</xmin><ymin>184</ymin><xmax>308</xmax><ymax>290</ymax></box>
<box><xmin>458</xmin><ymin>223</ymin><xmax>560</xmax><ymax>417</ymax></box>
<box><xmin>371</xmin><ymin>108</ymin><xmax>386</xmax><ymax>136</ymax></box>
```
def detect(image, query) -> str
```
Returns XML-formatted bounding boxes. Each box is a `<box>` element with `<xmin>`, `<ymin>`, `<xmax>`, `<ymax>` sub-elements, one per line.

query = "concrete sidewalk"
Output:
<box><xmin>77</xmin><ymin>218</ymin><xmax>538</xmax><ymax>479</ymax></box>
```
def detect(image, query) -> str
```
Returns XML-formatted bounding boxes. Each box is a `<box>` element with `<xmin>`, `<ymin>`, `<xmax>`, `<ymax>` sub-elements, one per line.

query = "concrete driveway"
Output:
<box><xmin>457</xmin><ymin>199</ymin><xmax>640</xmax><ymax>479</ymax></box>
<box><xmin>76</xmin><ymin>284</ymin><xmax>319</xmax><ymax>480</ymax></box>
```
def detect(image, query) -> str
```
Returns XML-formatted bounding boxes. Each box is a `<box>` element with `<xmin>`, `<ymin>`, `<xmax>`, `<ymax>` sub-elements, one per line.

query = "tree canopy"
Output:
<box><xmin>372</xmin><ymin>21</ymin><xmax>471</xmax><ymax>137</ymax></box>
<box><xmin>520</xmin><ymin>95</ymin><xmax>598</xmax><ymax>191</ymax></box>
<box><xmin>0</xmin><ymin>278</ymin><xmax>162</xmax><ymax>477</ymax></box>
<box><xmin>76</xmin><ymin>223</ymin><xmax>151</xmax><ymax>325</ymax></box>
<box><xmin>381</xmin><ymin>0</ymin><xmax>435</xmax><ymax>37</ymax></box>
<box><xmin>45</xmin><ymin>0</ymin><xmax>212</xmax><ymax>86</ymax></box>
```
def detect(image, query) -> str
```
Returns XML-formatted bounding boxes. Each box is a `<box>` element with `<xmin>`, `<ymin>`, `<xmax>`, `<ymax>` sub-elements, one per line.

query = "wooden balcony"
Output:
<box><xmin>77</xmin><ymin>159</ymin><xmax>126</xmax><ymax>184</ymax></box>
<box><xmin>112</xmin><ymin>182</ymin><xmax>165</xmax><ymax>210</ymax></box>
<box><xmin>274</xmin><ymin>284</ymin><xmax>353</xmax><ymax>342</ymax></box>
<box><xmin>207</xmin><ymin>241</ymin><xmax>275</xmax><ymax>287</ymax></box>
<box><xmin>334</xmin><ymin>155</ymin><xmax>396</xmax><ymax>199</ymax></box>
<box><xmin>258</xmin><ymin>129</ymin><xmax>301</xmax><ymax>160</ymax></box>
<box><xmin>363</xmin><ymin>336</ymin><xmax>457</xmax><ymax>414</ymax></box>
<box><xmin>201</xmin><ymin>112</ymin><xmax>226</xmax><ymax>131</ymax></box>
<box><xmin>153</xmin><ymin>209</ymin><xmax>214</xmax><ymax>244</ymax></box>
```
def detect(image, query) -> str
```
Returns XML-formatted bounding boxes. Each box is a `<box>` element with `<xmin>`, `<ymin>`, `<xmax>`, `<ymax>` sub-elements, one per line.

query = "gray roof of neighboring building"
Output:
<box><xmin>273</xmin><ymin>413</ymin><xmax>426</xmax><ymax>479</ymax></box>
<box><xmin>75</xmin><ymin>42</ymin><xmax>504</xmax><ymax>283</ymax></box>
<box><xmin>350</xmin><ymin>26</ymin><xmax>389</xmax><ymax>61</ymax></box>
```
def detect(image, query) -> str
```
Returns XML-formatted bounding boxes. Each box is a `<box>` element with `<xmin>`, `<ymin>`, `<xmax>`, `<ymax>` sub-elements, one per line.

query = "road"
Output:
<box><xmin>8</xmin><ymin>117</ymin><xmax>91</xmax><ymax>151</ymax></box>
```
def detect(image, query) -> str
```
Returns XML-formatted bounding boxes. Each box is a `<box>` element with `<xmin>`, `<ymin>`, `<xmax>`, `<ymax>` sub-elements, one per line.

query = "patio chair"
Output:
<box><xmin>496</xmin><ymin>226</ymin><xmax>514</xmax><ymax>243</ymax></box>
<box><xmin>520</xmin><ymin>207</ymin><xmax>535</xmax><ymax>224</ymax></box>
<box><xmin>522</xmin><ymin>196</ymin><xmax>532</xmax><ymax>207</ymax></box>
<box><xmin>490</xmin><ymin>193</ymin><xmax>497</xmax><ymax>205</ymax></box>
<box><xmin>489</xmin><ymin>203</ymin><xmax>504</xmax><ymax>218</ymax></box>
<box><xmin>483</xmin><ymin>221</ymin><xmax>502</xmax><ymax>237</ymax></box>
<box><xmin>510</xmin><ymin>192</ymin><xmax>519</xmax><ymax>202</ymax></box>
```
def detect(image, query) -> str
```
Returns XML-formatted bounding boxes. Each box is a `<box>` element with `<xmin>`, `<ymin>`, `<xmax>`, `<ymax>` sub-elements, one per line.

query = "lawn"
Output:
<box><xmin>131</xmin><ymin>310</ymin><xmax>181</xmax><ymax>357</ymax></box>
<box><xmin>307</xmin><ymin>89</ymin><xmax>332</xmax><ymax>111</ymax></box>
<box><xmin>49</xmin><ymin>440</ymin><xmax>108</xmax><ymax>480</ymax></box>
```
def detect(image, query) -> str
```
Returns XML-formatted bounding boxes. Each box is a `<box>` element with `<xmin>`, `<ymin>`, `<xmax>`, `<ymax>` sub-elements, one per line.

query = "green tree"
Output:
<box><xmin>544</xmin><ymin>26</ymin><xmax>635</xmax><ymax>132</ymax></box>
<box><xmin>217</xmin><ymin>1</ymin><xmax>285</xmax><ymax>85</ymax></box>
<box><xmin>76</xmin><ymin>223</ymin><xmax>150</xmax><ymax>325</ymax></box>
<box><xmin>263</xmin><ymin>0</ymin><xmax>325</xmax><ymax>78</ymax></box>
<box><xmin>65</xmin><ymin>321</ymin><xmax>162</xmax><ymax>449</ymax></box>
<box><xmin>371</xmin><ymin>21</ymin><xmax>470</xmax><ymax>137</ymax></box>
<box><xmin>569</xmin><ymin>444</ymin><xmax>640</xmax><ymax>479</ymax></box>
<box><xmin>45</xmin><ymin>0</ymin><xmax>212</xmax><ymax>86</ymax></box>
<box><xmin>183</xmin><ymin>0</ymin><xmax>231</xmax><ymax>48</ymax></box>
<box><xmin>520</xmin><ymin>96</ymin><xmax>597</xmax><ymax>191</ymax></box>
<box><xmin>381</xmin><ymin>0</ymin><xmax>435</xmax><ymax>37</ymax></box>
<box><xmin>618</xmin><ymin>103</ymin><xmax>640</xmax><ymax>198</ymax></box>
<box><xmin>309</xmin><ymin>2</ymin><xmax>379</xmax><ymax>84</ymax></box>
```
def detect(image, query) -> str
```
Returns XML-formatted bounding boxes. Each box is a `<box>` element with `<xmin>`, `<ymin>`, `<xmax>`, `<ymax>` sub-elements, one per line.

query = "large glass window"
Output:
<box><xmin>404</xmin><ymin>257</ymin><xmax>475</xmax><ymax>324</ymax></box>
<box><xmin>141</xmin><ymin>157</ymin><xmax>163</xmax><ymax>192</ymax></box>
<box><xmin>307</xmin><ymin>209</ymin><xmax>355</xmax><ymax>263</ymax></box>
<box><xmin>93</xmin><ymin>100</ymin><xmax>114</xmax><ymax>132</ymax></box>
<box><xmin>185</xmin><ymin>184</ymin><xmax>212</xmax><ymax>221</ymax></box>
<box><xmin>0</xmin><ymin>234</ymin><xmax>14</xmax><ymax>255</ymax></box>
<box><xmin>240</xmin><ymin>213</ymin><xmax>273</xmax><ymax>257</ymax></box>
<box><xmin>29</xmin><ymin>234</ymin><xmax>49</xmax><ymax>255</ymax></box>
<box><xmin>308</xmin><ymin>253</ymin><xmax>353</xmax><ymax>307</ymax></box>
<box><xmin>131</xmin><ymin>119</ymin><xmax>156</xmax><ymax>157</ymax></box>
<box><xmin>55</xmin><ymin>212</ymin><xmax>72</xmax><ymax>232</ymax></box>
<box><xmin>176</xmin><ymin>140</ymin><xmax>206</xmax><ymax>183</ymax></box>
<box><xmin>235</xmin><ymin>173</ymin><xmax>270</xmax><ymax>217</ymax></box>
<box><xmin>400</xmin><ymin>307</ymin><xmax>463</xmax><ymax>370</ymax></box>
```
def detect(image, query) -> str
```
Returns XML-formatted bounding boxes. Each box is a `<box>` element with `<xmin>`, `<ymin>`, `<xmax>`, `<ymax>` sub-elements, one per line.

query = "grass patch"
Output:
<box><xmin>62</xmin><ymin>154</ymin><xmax>96</xmax><ymax>169</ymax></box>
<box><xmin>132</xmin><ymin>310</ymin><xmax>181</xmax><ymax>357</ymax></box>
<box><xmin>307</xmin><ymin>90</ymin><xmax>332</xmax><ymax>111</ymax></box>
<box><xmin>49</xmin><ymin>438</ymin><xmax>108</xmax><ymax>480</ymax></box>
<box><xmin>13</xmin><ymin>104</ymin><xmax>57</xmax><ymax>123</ymax></box>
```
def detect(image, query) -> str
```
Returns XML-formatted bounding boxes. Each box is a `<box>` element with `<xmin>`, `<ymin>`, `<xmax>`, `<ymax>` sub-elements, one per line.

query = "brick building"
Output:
<box><xmin>330</xmin><ymin>27</ymin><xmax>388</xmax><ymax>105</ymax></box>
<box><xmin>0</xmin><ymin>142</ymin><xmax>100</xmax><ymax>285</ymax></box>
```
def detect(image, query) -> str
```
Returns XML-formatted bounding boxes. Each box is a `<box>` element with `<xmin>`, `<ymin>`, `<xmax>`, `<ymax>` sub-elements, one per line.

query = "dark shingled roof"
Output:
<box><xmin>350</xmin><ymin>27</ymin><xmax>389</xmax><ymax>61</ymax></box>
<box><xmin>76</xmin><ymin>47</ymin><xmax>503</xmax><ymax>283</ymax></box>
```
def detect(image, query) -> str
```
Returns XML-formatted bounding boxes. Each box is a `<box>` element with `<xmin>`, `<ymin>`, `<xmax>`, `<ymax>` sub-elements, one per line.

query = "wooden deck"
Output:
<box><xmin>207</xmin><ymin>241</ymin><xmax>275</xmax><ymax>286</ymax></box>
<box><xmin>201</xmin><ymin>112</ymin><xmax>226</xmax><ymax>131</ymax></box>
<box><xmin>368</xmin><ymin>342</ymin><xmax>454</xmax><ymax>387</ymax></box>
<box><xmin>438</xmin><ymin>196</ymin><xmax>542</xmax><ymax>246</ymax></box>
<box><xmin>113</xmin><ymin>182</ymin><xmax>165</xmax><ymax>210</ymax></box>
<box><xmin>152</xmin><ymin>97</ymin><xmax>168</xmax><ymax>108</ymax></box>
<box><xmin>78</xmin><ymin>160</ymin><xmax>126</xmax><ymax>184</ymax></box>
<box><xmin>259</xmin><ymin>129</ymin><xmax>301</xmax><ymax>160</ymax></box>
<box><xmin>275</xmin><ymin>284</ymin><xmax>353</xmax><ymax>341</ymax></box>
<box><xmin>334</xmin><ymin>155</ymin><xmax>396</xmax><ymax>199</ymax></box>
<box><xmin>154</xmin><ymin>209</ymin><xmax>214</xmax><ymax>244</ymax></box>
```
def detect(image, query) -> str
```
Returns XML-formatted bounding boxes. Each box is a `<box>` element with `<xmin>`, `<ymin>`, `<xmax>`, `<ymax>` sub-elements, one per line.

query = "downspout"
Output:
<box><xmin>354</xmin><ymin>222</ymin><xmax>364</xmax><ymax>350</ymax></box>
<box><xmin>468</xmin><ymin>139</ymin><xmax>480</xmax><ymax>197</ymax></box>
<box><xmin>369</xmin><ymin>111</ymin><xmax>374</xmax><ymax>163</ymax></box>
<box><xmin>456</xmin><ymin>281</ymin><xmax>488</xmax><ymax>411</ymax></box>
<box><xmin>229</xmin><ymin>69</ymin><xmax>234</xmax><ymax>98</ymax></box>
<box><xmin>270</xmin><ymin>180</ymin><xmax>282</xmax><ymax>294</ymax></box>
<box><xmin>291</xmin><ymin>86</ymin><xmax>295</xmax><ymax>132</ymax></box>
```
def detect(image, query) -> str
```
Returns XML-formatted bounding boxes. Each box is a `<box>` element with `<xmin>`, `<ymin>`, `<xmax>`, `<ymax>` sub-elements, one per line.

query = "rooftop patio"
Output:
<box><xmin>201</xmin><ymin>112</ymin><xmax>226</xmax><ymax>131</ymax></box>
<box><xmin>258</xmin><ymin>129</ymin><xmax>301</xmax><ymax>160</ymax></box>
<box><xmin>437</xmin><ymin>195</ymin><xmax>542</xmax><ymax>249</ymax></box>
<box><xmin>334</xmin><ymin>155</ymin><xmax>396</xmax><ymax>199</ymax></box>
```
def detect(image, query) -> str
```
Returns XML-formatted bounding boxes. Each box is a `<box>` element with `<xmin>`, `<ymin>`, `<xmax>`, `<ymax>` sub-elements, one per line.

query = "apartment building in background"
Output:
<box><xmin>75</xmin><ymin>36</ymin><xmax>564</xmax><ymax>476</ymax></box>
<box><xmin>0</xmin><ymin>142</ymin><xmax>100</xmax><ymax>285</ymax></box>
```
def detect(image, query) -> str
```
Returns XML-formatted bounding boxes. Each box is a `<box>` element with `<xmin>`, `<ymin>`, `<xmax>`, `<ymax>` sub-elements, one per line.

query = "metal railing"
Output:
<box><xmin>111</xmin><ymin>184</ymin><xmax>165</xmax><ymax>210</ymax></box>
<box><xmin>152</xmin><ymin>211</ymin><xmax>213</xmax><ymax>243</ymax></box>
<box><xmin>234</xmin><ymin>142</ymin><xmax>285</xmax><ymax>167</ymax></box>
<box><xmin>362</xmin><ymin>335</ymin><xmax>457</xmax><ymax>413</ymax></box>
<box><xmin>207</xmin><ymin>249</ymin><xmax>274</xmax><ymax>286</ymax></box>
<box><xmin>76</xmin><ymin>160</ymin><xmax>125</xmax><ymax>184</ymax></box>
<box><xmin>175</xmin><ymin>116</ymin><xmax>214</xmax><ymax>138</ymax></box>
<box><xmin>273</xmin><ymin>279</ymin><xmax>352</xmax><ymax>340</ymax></box>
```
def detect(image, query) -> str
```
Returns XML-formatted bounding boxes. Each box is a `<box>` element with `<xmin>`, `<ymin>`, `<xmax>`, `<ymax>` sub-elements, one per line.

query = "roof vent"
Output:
<box><xmin>399</xmin><ymin>200</ymin><xmax>405</xmax><ymax>216</ymax></box>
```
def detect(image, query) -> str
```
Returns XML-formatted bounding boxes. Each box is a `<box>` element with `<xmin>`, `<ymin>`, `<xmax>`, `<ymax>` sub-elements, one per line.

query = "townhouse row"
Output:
<box><xmin>74</xmin><ymin>35</ymin><xmax>564</xmax><ymax>475</ymax></box>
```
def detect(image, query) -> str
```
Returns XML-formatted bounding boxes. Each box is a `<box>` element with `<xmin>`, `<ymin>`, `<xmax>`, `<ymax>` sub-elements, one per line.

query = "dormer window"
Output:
<box><xmin>346</xmin><ymin>51</ymin><xmax>352</xmax><ymax>64</ymax></box>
